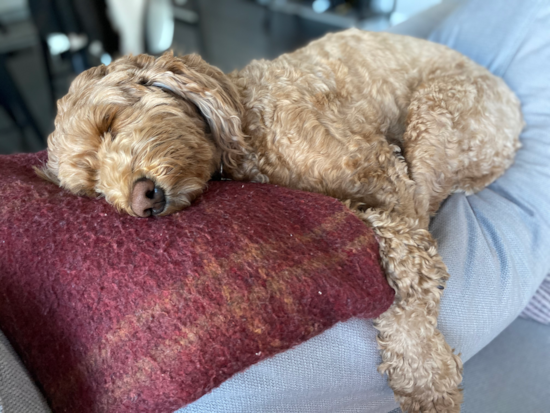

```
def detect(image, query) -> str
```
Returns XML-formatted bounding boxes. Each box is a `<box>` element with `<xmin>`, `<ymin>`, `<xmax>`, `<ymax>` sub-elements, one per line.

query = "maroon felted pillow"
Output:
<box><xmin>0</xmin><ymin>151</ymin><xmax>394</xmax><ymax>413</ymax></box>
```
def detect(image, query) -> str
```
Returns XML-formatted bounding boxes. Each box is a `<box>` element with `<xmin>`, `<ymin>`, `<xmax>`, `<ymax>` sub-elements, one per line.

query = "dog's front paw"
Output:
<box><xmin>376</xmin><ymin>303</ymin><xmax>463</xmax><ymax>413</ymax></box>
<box><xmin>396</xmin><ymin>384</ymin><xmax>463</xmax><ymax>413</ymax></box>
<box><xmin>381</xmin><ymin>331</ymin><xmax>463</xmax><ymax>413</ymax></box>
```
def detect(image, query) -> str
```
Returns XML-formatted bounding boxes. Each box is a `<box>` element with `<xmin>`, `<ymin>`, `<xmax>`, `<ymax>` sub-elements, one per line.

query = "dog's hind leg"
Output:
<box><xmin>402</xmin><ymin>73</ymin><xmax>522</xmax><ymax>229</ymax></box>
<box><xmin>357</xmin><ymin>208</ymin><xmax>463</xmax><ymax>413</ymax></box>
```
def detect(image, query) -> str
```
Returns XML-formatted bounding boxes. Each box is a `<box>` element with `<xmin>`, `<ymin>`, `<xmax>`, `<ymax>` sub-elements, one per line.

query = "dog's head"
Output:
<box><xmin>38</xmin><ymin>52</ymin><xmax>264</xmax><ymax>217</ymax></box>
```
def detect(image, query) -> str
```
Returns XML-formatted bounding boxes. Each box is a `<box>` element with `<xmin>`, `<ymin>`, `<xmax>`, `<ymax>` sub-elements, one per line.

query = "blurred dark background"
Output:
<box><xmin>0</xmin><ymin>0</ymin><xmax>441</xmax><ymax>154</ymax></box>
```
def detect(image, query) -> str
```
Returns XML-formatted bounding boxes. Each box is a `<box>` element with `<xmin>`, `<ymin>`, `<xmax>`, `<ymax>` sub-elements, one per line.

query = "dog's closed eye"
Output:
<box><xmin>151</xmin><ymin>82</ymin><xmax>176</xmax><ymax>94</ymax></box>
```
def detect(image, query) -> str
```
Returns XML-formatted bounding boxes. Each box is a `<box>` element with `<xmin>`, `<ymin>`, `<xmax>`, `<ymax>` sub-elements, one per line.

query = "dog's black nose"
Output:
<box><xmin>131</xmin><ymin>179</ymin><xmax>166</xmax><ymax>217</ymax></box>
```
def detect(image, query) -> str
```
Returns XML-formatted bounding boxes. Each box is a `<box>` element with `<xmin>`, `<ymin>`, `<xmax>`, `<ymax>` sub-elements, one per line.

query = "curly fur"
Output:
<box><xmin>38</xmin><ymin>29</ymin><xmax>523</xmax><ymax>412</ymax></box>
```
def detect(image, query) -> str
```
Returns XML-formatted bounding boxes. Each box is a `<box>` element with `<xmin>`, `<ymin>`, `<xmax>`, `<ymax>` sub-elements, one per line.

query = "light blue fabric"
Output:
<box><xmin>177</xmin><ymin>1</ymin><xmax>550</xmax><ymax>412</ymax></box>
<box><xmin>428</xmin><ymin>0</ymin><xmax>550</xmax><ymax>362</ymax></box>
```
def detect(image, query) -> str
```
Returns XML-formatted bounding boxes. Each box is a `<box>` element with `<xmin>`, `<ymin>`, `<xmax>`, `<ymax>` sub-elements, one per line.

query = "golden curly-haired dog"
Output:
<box><xmin>38</xmin><ymin>29</ymin><xmax>523</xmax><ymax>412</ymax></box>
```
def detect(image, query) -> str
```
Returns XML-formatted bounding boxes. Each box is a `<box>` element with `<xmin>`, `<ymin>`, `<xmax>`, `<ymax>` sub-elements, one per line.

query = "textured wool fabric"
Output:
<box><xmin>0</xmin><ymin>151</ymin><xmax>394</xmax><ymax>413</ymax></box>
<box><xmin>177</xmin><ymin>1</ymin><xmax>550</xmax><ymax>412</ymax></box>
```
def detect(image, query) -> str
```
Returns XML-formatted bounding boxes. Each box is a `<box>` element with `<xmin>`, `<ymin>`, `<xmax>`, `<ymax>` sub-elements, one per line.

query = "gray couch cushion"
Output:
<box><xmin>0</xmin><ymin>330</ymin><xmax>50</xmax><ymax>413</ymax></box>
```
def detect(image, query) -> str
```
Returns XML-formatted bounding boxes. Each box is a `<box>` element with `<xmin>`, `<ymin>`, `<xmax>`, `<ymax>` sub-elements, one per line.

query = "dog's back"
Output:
<box><xmin>230</xmin><ymin>29</ymin><xmax>522</xmax><ymax>221</ymax></box>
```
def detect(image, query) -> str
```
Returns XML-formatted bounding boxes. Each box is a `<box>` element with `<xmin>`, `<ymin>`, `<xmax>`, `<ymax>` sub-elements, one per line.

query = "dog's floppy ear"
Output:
<box><xmin>149</xmin><ymin>52</ymin><xmax>249</xmax><ymax>171</ymax></box>
<box><xmin>36</xmin><ymin>64</ymin><xmax>111</xmax><ymax>193</ymax></box>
